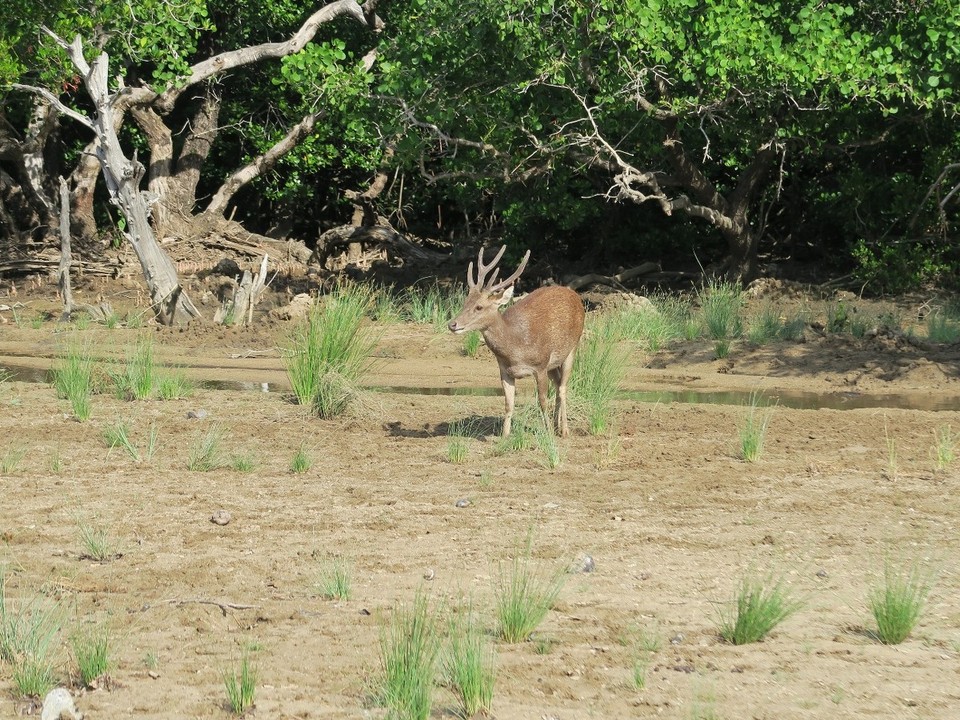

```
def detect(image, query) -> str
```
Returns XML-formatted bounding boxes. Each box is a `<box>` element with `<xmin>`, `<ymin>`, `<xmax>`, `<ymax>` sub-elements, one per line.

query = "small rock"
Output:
<box><xmin>210</xmin><ymin>510</ymin><xmax>231</xmax><ymax>526</ymax></box>
<box><xmin>423</xmin><ymin>569</ymin><xmax>435</xmax><ymax>581</ymax></box>
<box><xmin>454</xmin><ymin>498</ymin><xmax>471</xmax><ymax>508</ymax></box>
<box><xmin>816</xmin><ymin>568</ymin><xmax>828</xmax><ymax>578</ymax></box>
<box><xmin>572</xmin><ymin>554</ymin><xmax>595</xmax><ymax>573</ymax></box>
<box><xmin>148</xmin><ymin>670</ymin><xmax>160</xmax><ymax>679</ymax></box>
<box><xmin>41</xmin><ymin>688</ymin><xmax>82</xmax><ymax>720</ymax></box>
<box><xmin>186</xmin><ymin>408</ymin><xmax>209</xmax><ymax>419</ymax></box>
<box><xmin>669</xmin><ymin>633</ymin><xmax>684</xmax><ymax>645</ymax></box>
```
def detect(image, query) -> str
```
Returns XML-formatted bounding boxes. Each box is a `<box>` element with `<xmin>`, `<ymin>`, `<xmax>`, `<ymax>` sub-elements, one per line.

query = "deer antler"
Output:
<box><xmin>467</xmin><ymin>245</ymin><xmax>530</xmax><ymax>293</ymax></box>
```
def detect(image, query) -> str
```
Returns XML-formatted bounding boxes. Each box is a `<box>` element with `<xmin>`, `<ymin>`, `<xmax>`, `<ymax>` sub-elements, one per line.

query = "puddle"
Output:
<box><xmin>3</xmin><ymin>361</ymin><xmax>958</xmax><ymax>411</ymax></box>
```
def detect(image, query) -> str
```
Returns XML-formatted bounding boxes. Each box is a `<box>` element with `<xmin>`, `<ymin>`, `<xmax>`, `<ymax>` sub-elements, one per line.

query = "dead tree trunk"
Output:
<box><xmin>16</xmin><ymin>32</ymin><xmax>202</xmax><ymax>325</ymax></box>
<box><xmin>57</xmin><ymin>177</ymin><xmax>74</xmax><ymax>320</ymax></box>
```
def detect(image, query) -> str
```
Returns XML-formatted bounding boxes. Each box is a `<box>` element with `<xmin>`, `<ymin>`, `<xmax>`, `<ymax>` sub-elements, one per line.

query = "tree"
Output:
<box><xmin>7</xmin><ymin>0</ymin><xmax>381</xmax><ymax>323</ymax></box>
<box><xmin>377</xmin><ymin>0</ymin><xmax>959</xmax><ymax>279</ymax></box>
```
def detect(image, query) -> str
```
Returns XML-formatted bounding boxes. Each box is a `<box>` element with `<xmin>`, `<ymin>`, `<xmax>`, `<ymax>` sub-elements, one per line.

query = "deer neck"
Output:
<box><xmin>480</xmin><ymin>310</ymin><xmax>523</xmax><ymax>359</ymax></box>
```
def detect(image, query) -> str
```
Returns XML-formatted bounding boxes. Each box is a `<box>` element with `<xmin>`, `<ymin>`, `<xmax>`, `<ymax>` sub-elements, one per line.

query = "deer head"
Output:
<box><xmin>448</xmin><ymin>246</ymin><xmax>531</xmax><ymax>334</ymax></box>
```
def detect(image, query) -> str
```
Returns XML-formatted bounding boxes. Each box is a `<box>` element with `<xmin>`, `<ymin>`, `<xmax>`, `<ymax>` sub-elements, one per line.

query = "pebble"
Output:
<box><xmin>187</xmin><ymin>408</ymin><xmax>209</xmax><ymax>419</ymax></box>
<box><xmin>455</xmin><ymin>498</ymin><xmax>471</xmax><ymax>508</ymax></box>
<box><xmin>210</xmin><ymin>510</ymin><xmax>231</xmax><ymax>526</ymax></box>
<box><xmin>41</xmin><ymin>688</ymin><xmax>82</xmax><ymax>720</ymax></box>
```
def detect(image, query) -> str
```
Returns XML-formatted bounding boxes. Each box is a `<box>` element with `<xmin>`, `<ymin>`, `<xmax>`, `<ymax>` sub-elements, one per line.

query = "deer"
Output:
<box><xmin>448</xmin><ymin>245</ymin><xmax>585</xmax><ymax>438</ymax></box>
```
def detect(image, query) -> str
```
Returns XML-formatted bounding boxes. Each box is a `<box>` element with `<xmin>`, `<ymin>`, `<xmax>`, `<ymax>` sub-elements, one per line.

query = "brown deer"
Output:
<box><xmin>448</xmin><ymin>245</ymin><xmax>585</xmax><ymax>437</ymax></box>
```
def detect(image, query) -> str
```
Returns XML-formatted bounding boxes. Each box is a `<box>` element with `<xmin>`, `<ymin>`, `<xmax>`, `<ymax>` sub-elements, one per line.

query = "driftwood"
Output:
<box><xmin>315</xmin><ymin>223</ymin><xmax>447</xmax><ymax>269</ymax></box>
<box><xmin>215</xmin><ymin>254</ymin><xmax>272</xmax><ymax>325</ymax></box>
<box><xmin>57</xmin><ymin>177</ymin><xmax>74</xmax><ymax>320</ymax></box>
<box><xmin>565</xmin><ymin>262</ymin><xmax>660</xmax><ymax>291</ymax></box>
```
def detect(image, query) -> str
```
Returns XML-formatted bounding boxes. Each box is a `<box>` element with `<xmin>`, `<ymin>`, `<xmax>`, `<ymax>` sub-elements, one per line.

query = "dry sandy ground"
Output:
<box><xmin>1</xmin><ymin>277</ymin><xmax>959</xmax><ymax>719</ymax></box>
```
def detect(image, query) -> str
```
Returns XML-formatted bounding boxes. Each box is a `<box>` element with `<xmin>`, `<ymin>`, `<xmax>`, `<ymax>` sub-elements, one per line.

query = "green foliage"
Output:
<box><xmin>739</xmin><ymin>393</ymin><xmax>775</xmax><ymax>462</ymax></box>
<box><xmin>869</xmin><ymin>561</ymin><xmax>933</xmax><ymax>644</ymax></box>
<box><xmin>495</xmin><ymin>532</ymin><xmax>565</xmax><ymax>644</ymax></box>
<box><xmin>223</xmin><ymin>649</ymin><xmax>257</xmax><ymax>715</ymax></box>
<box><xmin>77</xmin><ymin>518</ymin><xmax>120</xmax><ymax>562</ymax></box>
<box><xmin>290</xmin><ymin>444</ymin><xmax>313</xmax><ymax>474</ymax></box>
<box><xmin>571</xmin><ymin>311</ymin><xmax>630</xmax><ymax>436</ymax></box>
<box><xmin>0</xmin><ymin>568</ymin><xmax>64</xmax><ymax>698</ymax></box>
<box><xmin>317</xmin><ymin>556</ymin><xmax>352</xmax><ymax>601</ymax></box>
<box><xmin>698</xmin><ymin>279</ymin><xmax>744</xmax><ymax>341</ymax></box>
<box><xmin>379</xmin><ymin>590</ymin><xmax>441</xmax><ymax>720</ymax></box>
<box><xmin>717</xmin><ymin>572</ymin><xmax>802</xmax><ymax>645</ymax></box>
<box><xmin>51</xmin><ymin>340</ymin><xmax>95</xmax><ymax>421</ymax></box>
<box><xmin>71</xmin><ymin>622</ymin><xmax>113</xmax><ymax>687</ymax></box>
<box><xmin>187</xmin><ymin>424</ymin><xmax>226</xmax><ymax>472</ymax></box>
<box><xmin>284</xmin><ymin>285</ymin><xmax>379</xmax><ymax>418</ymax></box>
<box><xmin>443</xmin><ymin>604</ymin><xmax>496</xmax><ymax>718</ymax></box>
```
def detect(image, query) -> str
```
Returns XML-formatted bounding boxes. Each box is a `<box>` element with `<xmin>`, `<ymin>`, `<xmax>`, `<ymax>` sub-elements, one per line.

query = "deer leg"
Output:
<box><xmin>535</xmin><ymin>371</ymin><xmax>550</xmax><ymax>429</ymax></box>
<box><xmin>548</xmin><ymin>368</ymin><xmax>562</xmax><ymax>433</ymax></box>
<box><xmin>501</xmin><ymin>373</ymin><xmax>516</xmax><ymax>437</ymax></box>
<box><xmin>555</xmin><ymin>352</ymin><xmax>576</xmax><ymax>437</ymax></box>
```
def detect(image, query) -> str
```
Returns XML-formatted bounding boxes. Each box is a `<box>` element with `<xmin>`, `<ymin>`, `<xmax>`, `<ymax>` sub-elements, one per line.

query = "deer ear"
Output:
<box><xmin>492</xmin><ymin>285</ymin><xmax>515</xmax><ymax>306</ymax></box>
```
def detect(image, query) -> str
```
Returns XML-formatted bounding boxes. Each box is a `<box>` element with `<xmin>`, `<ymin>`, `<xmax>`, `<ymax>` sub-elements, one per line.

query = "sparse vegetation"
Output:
<box><xmin>77</xmin><ymin>518</ymin><xmax>120</xmax><ymax>561</ymax></box>
<box><xmin>290</xmin><ymin>444</ymin><xmax>312</xmax><ymax>474</ymax></box>
<box><xmin>404</xmin><ymin>282</ymin><xmax>464</xmax><ymax>331</ymax></box>
<box><xmin>51</xmin><ymin>340</ymin><xmax>95</xmax><ymax>420</ymax></box>
<box><xmin>869</xmin><ymin>561</ymin><xmax>933</xmax><ymax>644</ymax></box>
<box><xmin>739</xmin><ymin>393</ymin><xmax>775</xmax><ymax>462</ymax></box>
<box><xmin>698</xmin><ymin>279</ymin><xmax>744</xmax><ymax>341</ymax></box>
<box><xmin>571</xmin><ymin>311</ymin><xmax>630</xmax><ymax>435</ymax></box>
<box><xmin>378</xmin><ymin>590</ymin><xmax>441</xmax><ymax>720</ymax></box>
<box><xmin>925</xmin><ymin>311</ymin><xmax>960</xmax><ymax>343</ymax></box>
<box><xmin>317</xmin><ymin>556</ymin><xmax>352</xmax><ymax>601</ymax></box>
<box><xmin>717</xmin><ymin>572</ymin><xmax>802</xmax><ymax>645</ymax></box>
<box><xmin>71</xmin><ymin>621</ymin><xmax>113</xmax><ymax>687</ymax></box>
<box><xmin>223</xmin><ymin>649</ymin><xmax>257</xmax><ymax>714</ymax></box>
<box><xmin>1</xmin><ymin>446</ymin><xmax>28</xmax><ymax>474</ymax></box>
<box><xmin>0</xmin><ymin>568</ymin><xmax>64</xmax><ymax>698</ymax></box>
<box><xmin>932</xmin><ymin>424</ymin><xmax>957</xmax><ymax>470</ymax></box>
<box><xmin>284</xmin><ymin>284</ymin><xmax>380</xmax><ymax>418</ymax></box>
<box><xmin>230</xmin><ymin>453</ymin><xmax>257</xmax><ymax>472</ymax></box>
<box><xmin>187</xmin><ymin>424</ymin><xmax>226</xmax><ymax>472</ymax></box>
<box><xmin>443</xmin><ymin>604</ymin><xmax>496</xmax><ymax>718</ymax></box>
<box><xmin>102</xmin><ymin>420</ymin><xmax>141</xmax><ymax>461</ymax></box>
<box><xmin>462</xmin><ymin>330</ymin><xmax>483</xmax><ymax>357</ymax></box>
<box><xmin>155</xmin><ymin>370</ymin><xmax>194</xmax><ymax>400</ymax></box>
<box><xmin>109</xmin><ymin>335</ymin><xmax>157</xmax><ymax>400</ymax></box>
<box><xmin>494</xmin><ymin>533</ymin><xmax>565</xmax><ymax>643</ymax></box>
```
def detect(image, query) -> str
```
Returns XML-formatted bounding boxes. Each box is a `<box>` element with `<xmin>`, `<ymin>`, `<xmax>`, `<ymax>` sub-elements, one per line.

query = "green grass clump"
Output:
<box><xmin>102</xmin><ymin>420</ymin><xmax>141</xmax><ymax>461</ymax></box>
<box><xmin>697</xmin><ymin>279</ymin><xmax>744</xmax><ymax>341</ymax></box>
<box><xmin>290</xmin><ymin>444</ymin><xmax>313</xmax><ymax>473</ymax></box>
<box><xmin>404</xmin><ymin>282</ymin><xmax>464</xmax><ymax>331</ymax></box>
<box><xmin>379</xmin><ymin>590</ymin><xmax>441</xmax><ymax>720</ymax></box>
<box><xmin>1</xmin><ymin>446</ymin><xmax>28</xmax><ymax>474</ymax></box>
<box><xmin>925</xmin><ymin>312</ymin><xmax>960</xmax><ymax>343</ymax></box>
<box><xmin>443</xmin><ymin>604</ymin><xmax>496</xmax><ymax>718</ymax></box>
<box><xmin>109</xmin><ymin>335</ymin><xmax>157</xmax><ymax>400</ymax></box>
<box><xmin>223</xmin><ymin>650</ymin><xmax>257</xmax><ymax>714</ymax></box>
<box><xmin>462</xmin><ymin>330</ymin><xmax>483</xmax><ymax>358</ymax></box>
<box><xmin>51</xmin><ymin>340</ymin><xmax>95</xmax><ymax>421</ymax></box>
<box><xmin>869</xmin><ymin>562</ymin><xmax>933</xmax><ymax>644</ymax></box>
<box><xmin>0</xmin><ymin>569</ymin><xmax>64</xmax><ymax>698</ymax></box>
<box><xmin>746</xmin><ymin>304</ymin><xmax>806</xmax><ymax>344</ymax></box>
<box><xmin>932</xmin><ymin>424</ymin><xmax>957</xmax><ymax>470</ymax></box>
<box><xmin>187</xmin><ymin>424</ymin><xmax>226</xmax><ymax>472</ymax></box>
<box><xmin>494</xmin><ymin>533</ymin><xmax>565</xmax><ymax>643</ymax></box>
<box><xmin>77</xmin><ymin>518</ymin><xmax>120</xmax><ymax>561</ymax></box>
<box><xmin>284</xmin><ymin>284</ymin><xmax>380</xmax><ymax>418</ymax></box>
<box><xmin>571</xmin><ymin>311</ymin><xmax>630</xmax><ymax>435</ymax></box>
<box><xmin>717</xmin><ymin>572</ymin><xmax>802</xmax><ymax>645</ymax></box>
<box><xmin>317</xmin><ymin>556</ymin><xmax>352</xmax><ymax>601</ymax></box>
<box><xmin>71</xmin><ymin>622</ymin><xmax>113</xmax><ymax>687</ymax></box>
<box><xmin>739</xmin><ymin>393</ymin><xmax>775</xmax><ymax>462</ymax></box>
<box><xmin>155</xmin><ymin>370</ymin><xmax>194</xmax><ymax>400</ymax></box>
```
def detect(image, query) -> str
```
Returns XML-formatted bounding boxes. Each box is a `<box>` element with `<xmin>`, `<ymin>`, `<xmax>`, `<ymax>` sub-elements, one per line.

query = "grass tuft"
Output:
<box><xmin>717</xmin><ymin>572</ymin><xmax>802</xmax><ymax>645</ymax></box>
<box><xmin>71</xmin><ymin>621</ymin><xmax>113</xmax><ymax>687</ymax></box>
<box><xmin>1</xmin><ymin>446</ymin><xmax>28</xmax><ymax>474</ymax></box>
<box><xmin>283</xmin><ymin>284</ymin><xmax>380</xmax><ymax>418</ymax></box>
<box><xmin>77</xmin><ymin>518</ymin><xmax>120</xmax><ymax>562</ymax></box>
<box><xmin>869</xmin><ymin>561</ymin><xmax>933</xmax><ymax>644</ymax></box>
<box><xmin>698</xmin><ymin>279</ymin><xmax>744</xmax><ymax>341</ymax></box>
<box><xmin>187</xmin><ymin>424</ymin><xmax>226</xmax><ymax>472</ymax></box>
<box><xmin>494</xmin><ymin>532</ymin><xmax>565</xmax><ymax>643</ymax></box>
<box><xmin>932</xmin><ymin>424</ymin><xmax>956</xmax><ymax>470</ymax></box>
<box><xmin>0</xmin><ymin>568</ymin><xmax>64</xmax><ymax>698</ymax></box>
<box><xmin>290</xmin><ymin>444</ymin><xmax>313</xmax><ymax>474</ymax></box>
<box><xmin>51</xmin><ymin>340</ymin><xmax>95</xmax><ymax>421</ymax></box>
<box><xmin>317</xmin><ymin>556</ymin><xmax>352</xmax><ymax>601</ymax></box>
<box><xmin>571</xmin><ymin>311</ymin><xmax>630</xmax><ymax>436</ymax></box>
<box><xmin>739</xmin><ymin>392</ymin><xmax>775</xmax><ymax>462</ymax></box>
<box><xmin>379</xmin><ymin>589</ymin><xmax>441</xmax><ymax>720</ymax></box>
<box><xmin>102</xmin><ymin>420</ymin><xmax>141</xmax><ymax>462</ymax></box>
<box><xmin>223</xmin><ymin>649</ymin><xmax>257</xmax><ymax>714</ymax></box>
<box><xmin>443</xmin><ymin>603</ymin><xmax>496</xmax><ymax>718</ymax></box>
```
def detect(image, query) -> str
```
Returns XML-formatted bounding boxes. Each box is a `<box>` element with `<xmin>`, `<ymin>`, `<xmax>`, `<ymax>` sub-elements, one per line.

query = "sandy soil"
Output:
<box><xmin>0</xmin><ymin>274</ymin><xmax>959</xmax><ymax>719</ymax></box>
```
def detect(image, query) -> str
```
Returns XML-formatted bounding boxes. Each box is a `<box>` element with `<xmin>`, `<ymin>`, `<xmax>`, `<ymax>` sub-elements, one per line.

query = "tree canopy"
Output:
<box><xmin>1</xmin><ymin>0</ymin><xmax>958</xmax><ymax>316</ymax></box>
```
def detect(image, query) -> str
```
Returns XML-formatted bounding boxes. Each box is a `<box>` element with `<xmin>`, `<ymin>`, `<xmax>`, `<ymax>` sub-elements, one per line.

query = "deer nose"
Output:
<box><xmin>448</xmin><ymin>320</ymin><xmax>459</xmax><ymax>332</ymax></box>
